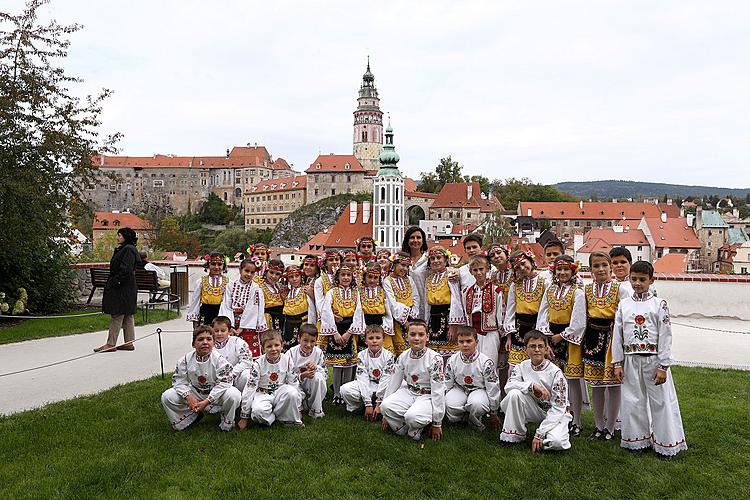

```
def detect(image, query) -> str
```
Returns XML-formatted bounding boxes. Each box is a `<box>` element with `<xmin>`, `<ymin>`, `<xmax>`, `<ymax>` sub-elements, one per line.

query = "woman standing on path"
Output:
<box><xmin>95</xmin><ymin>227</ymin><xmax>141</xmax><ymax>353</ymax></box>
<box><xmin>401</xmin><ymin>226</ymin><xmax>429</xmax><ymax>321</ymax></box>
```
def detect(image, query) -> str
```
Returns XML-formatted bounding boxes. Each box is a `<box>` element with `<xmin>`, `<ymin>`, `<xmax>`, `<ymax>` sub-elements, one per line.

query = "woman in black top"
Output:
<box><xmin>95</xmin><ymin>227</ymin><xmax>141</xmax><ymax>352</ymax></box>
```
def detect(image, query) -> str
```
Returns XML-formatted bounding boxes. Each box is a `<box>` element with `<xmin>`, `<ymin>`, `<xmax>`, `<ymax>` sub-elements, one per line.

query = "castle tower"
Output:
<box><xmin>372</xmin><ymin>119</ymin><xmax>404</xmax><ymax>253</ymax></box>
<box><xmin>353</xmin><ymin>57</ymin><xmax>383</xmax><ymax>170</ymax></box>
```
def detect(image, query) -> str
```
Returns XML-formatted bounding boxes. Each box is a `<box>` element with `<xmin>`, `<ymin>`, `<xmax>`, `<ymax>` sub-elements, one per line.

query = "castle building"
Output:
<box><xmin>352</xmin><ymin>58</ymin><xmax>384</xmax><ymax>171</ymax></box>
<box><xmin>372</xmin><ymin>122</ymin><xmax>405</xmax><ymax>253</ymax></box>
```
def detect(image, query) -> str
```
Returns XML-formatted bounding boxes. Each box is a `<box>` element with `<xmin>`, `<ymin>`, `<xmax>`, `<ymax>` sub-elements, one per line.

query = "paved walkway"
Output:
<box><xmin>0</xmin><ymin>314</ymin><xmax>748</xmax><ymax>415</ymax></box>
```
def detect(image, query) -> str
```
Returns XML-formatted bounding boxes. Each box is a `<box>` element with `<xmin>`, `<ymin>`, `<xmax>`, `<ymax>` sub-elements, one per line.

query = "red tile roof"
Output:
<box><xmin>519</xmin><ymin>201</ymin><xmax>664</xmax><ymax>220</ymax></box>
<box><xmin>306</xmin><ymin>154</ymin><xmax>365</xmax><ymax>173</ymax></box>
<box><xmin>583</xmin><ymin>228</ymin><xmax>649</xmax><ymax>246</ymax></box>
<box><xmin>653</xmin><ymin>253</ymin><xmax>689</xmax><ymax>274</ymax></box>
<box><xmin>576</xmin><ymin>238</ymin><xmax>613</xmax><ymax>255</ymax></box>
<box><xmin>643</xmin><ymin>217</ymin><xmax>700</xmax><ymax>249</ymax></box>
<box><xmin>406</xmin><ymin>190</ymin><xmax>439</xmax><ymax>200</ymax></box>
<box><xmin>94</xmin><ymin>146</ymin><xmax>275</xmax><ymax>169</ymax></box>
<box><xmin>658</xmin><ymin>202</ymin><xmax>681</xmax><ymax>219</ymax></box>
<box><xmin>431</xmin><ymin>182</ymin><xmax>501</xmax><ymax>211</ymax></box>
<box><xmin>93</xmin><ymin>212</ymin><xmax>153</xmax><ymax>231</ymax></box>
<box><xmin>272</xmin><ymin>158</ymin><xmax>293</xmax><ymax>171</ymax></box>
<box><xmin>404</xmin><ymin>177</ymin><xmax>418</xmax><ymax>192</ymax></box>
<box><xmin>509</xmin><ymin>236</ymin><xmax>546</xmax><ymax>265</ymax></box>
<box><xmin>249</xmin><ymin>176</ymin><xmax>307</xmax><ymax>193</ymax></box>
<box><xmin>323</xmin><ymin>203</ymin><xmax>373</xmax><ymax>249</ymax></box>
<box><xmin>301</xmin><ymin>226</ymin><xmax>334</xmax><ymax>253</ymax></box>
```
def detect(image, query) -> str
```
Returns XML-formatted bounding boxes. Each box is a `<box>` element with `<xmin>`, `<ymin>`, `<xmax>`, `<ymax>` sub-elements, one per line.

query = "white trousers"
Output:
<box><xmin>299</xmin><ymin>373</ymin><xmax>327</xmax><ymax>416</ymax></box>
<box><xmin>620</xmin><ymin>356</ymin><xmax>687</xmax><ymax>456</ymax></box>
<box><xmin>161</xmin><ymin>387</ymin><xmax>241</xmax><ymax>431</ymax></box>
<box><xmin>478</xmin><ymin>331</ymin><xmax>500</xmax><ymax>368</ymax></box>
<box><xmin>499</xmin><ymin>389</ymin><xmax>571</xmax><ymax>450</ymax></box>
<box><xmin>234</xmin><ymin>369</ymin><xmax>250</xmax><ymax>392</ymax></box>
<box><xmin>250</xmin><ymin>385</ymin><xmax>302</xmax><ymax>426</ymax></box>
<box><xmin>445</xmin><ymin>387</ymin><xmax>490</xmax><ymax>430</ymax></box>
<box><xmin>381</xmin><ymin>387</ymin><xmax>435</xmax><ymax>440</ymax></box>
<box><xmin>340</xmin><ymin>380</ymin><xmax>377</xmax><ymax>412</ymax></box>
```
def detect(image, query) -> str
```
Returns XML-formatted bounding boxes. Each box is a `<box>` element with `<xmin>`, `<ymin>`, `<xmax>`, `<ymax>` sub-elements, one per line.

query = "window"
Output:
<box><xmin>314</xmin><ymin>188</ymin><xmax>319</xmax><ymax>196</ymax></box>
<box><xmin>574</xmin><ymin>221</ymin><xmax>580</xmax><ymax>227</ymax></box>
<box><xmin>586</xmin><ymin>221</ymin><xmax>592</xmax><ymax>227</ymax></box>
<box><xmin>347</xmin><ymin>175</ymin><xmax>351</xmax><ymax>182</ymax></box>
<box><xmin>380</xmin><ymin>208</ymin><xmax>386</xmax><ymax>223</ymax></box>
<box><xmin>381</xmin><ymin>187</ymin><xmax>386</xmax><ymax>201</ymax></box>
<box><xmin>153</xmin><ymin>180</ymin><xmax>164</xmax><ymax>187</ymax></box>
<box><xmin>551</xmin><ymin>221</ymin><xmax>557</xmax><ymax>227</ymax></box>
<box><xmin>331</xmin><ymin>188</ymin><xmax>336</xmax><ymax>196</ymax></box>
<box><xmin>331</xmin><ymin>175</ymin><xmax>336</xmax><ymax>183</ymax></box>
<box><xmin>607</xmin><ymin>221</ymin><xmax>613</xmax><ymax>227</ymax></box>
<box><xmin>708</xmin><ymin>231</ymin><xmax>712</xmax><ymax>236</ymax></box>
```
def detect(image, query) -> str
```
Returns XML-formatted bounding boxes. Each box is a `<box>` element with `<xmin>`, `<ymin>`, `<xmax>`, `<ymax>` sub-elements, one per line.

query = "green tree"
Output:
<box><xmin>198</xmin><ymin>193</ymin><xmax>235</xmax><ymax>225</ymax></box>
<box><xmin>490</xmin><ymin>177</ymin><xmax>577</xmax><ymax>210</ymax></box>
<box><xmin>153</xmin><ymin>216</ymin><xmax>203</xmax><ymax>257</ymax></box>
<box><xmin>0</xmin><ymin>0</ymin><xmax>119</xmax><ymax>312</ymax></box>
<box><xmin>212</xmin><ymin>228</ymin><xmax>255</xmax><ymax>256</ymax></box>
<box><xmin>483</xmin><ymin>211</ymin><xmax>514</xmax><ymax>245</ymax></box>
<box><xmin>418</xmin><ymin>156</ymin><xmax>463</xmax><ymax>193</ymax></box>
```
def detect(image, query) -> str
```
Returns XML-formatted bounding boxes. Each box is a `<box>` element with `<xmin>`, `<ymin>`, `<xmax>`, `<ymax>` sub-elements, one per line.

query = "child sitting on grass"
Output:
<box><xmin>381</xmin><ymin>319</ymin><xmax>446</xmax><ymax>441</ymax></box>
<box><xmin>341</xmin><ymin>324</ymin><xmax>395</xmax><ymax>420</ymax></box>
<box><xmin>613</xmin><ymin>261</ymin><xmax>687</xmax><ymax>457</ymax></box>
<box><xmin>287</xmin><ymin>324</ymin><xmax>327</xmax><ymax>419</ymax></box>
<box><xmin>500</xmin><ymin>330</ymin><xmax>572</xmax><ymax>452</ymax></box>
<box><xmin>238</xmin><ymin>330</ymin><xmax>303</xmax><ymax>429</ymax></box>
<box><xmin>160</xmin><ymin>325</ymin><xmax>241</xmax><ymax>432</ymax></box>
<box><xmin>444</xmin><ymin>326</ymin><xmax>502</xmax><ymax>432</ymax></box>
<box><xmin>212</xmin><ymin>316</ymin><xmax>252</xmax><ymax>391</ymax></box>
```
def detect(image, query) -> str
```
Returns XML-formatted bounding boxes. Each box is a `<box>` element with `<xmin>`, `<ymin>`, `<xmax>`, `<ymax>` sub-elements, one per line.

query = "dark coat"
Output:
<box><xmin>102</xmin><ymin>243</ymin><xmax>141</xmax><ymax>315</ymax></box>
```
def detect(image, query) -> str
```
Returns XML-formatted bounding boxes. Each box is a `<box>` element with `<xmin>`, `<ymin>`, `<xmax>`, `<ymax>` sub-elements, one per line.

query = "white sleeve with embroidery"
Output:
<box><xmin>319</xmin><ymin>290</ymin><xmax>337</xmax><ymax>336</ymax></box>
<box><xmin>535</xmin><ymin>370</ymin><xmax>569</xmax><ymax>439</ymax></box>
<box><xmin>503</xmin><ymin>283</ymin><xmax>518</xmax><ymax>334</ymax></box>
<box><xmin>611</xmin><ymin>301</ymin><xmax>625</xmax><ymax>365</ymax></box>
<box><xmin>284</xmin><ymin>354</ymin><xmax>301</xmax><ymax>393</ymax></box>
<box><xmin>448</xmin><ymin>279</ymin><xmax>465</xmax><ymax>325</ymax></box>
<box><xmin>561</xmin><ymin>287</ymin><xmax>586</xmax><ymax>345</ymax></box>
<box><xmin>314</xmin><ymin>277</ymin><xmax>325</xmax><ymax>318</ymax></box>
<box><xmin>185</xmin><ymin>278</ymin><xmax>203</xmax><ymax>322</ymax></box>
<box><xmin>172</xmin><ymin>355</ymin><xmax>191</xmax><ymax>398</ymax></box>
<box><xmin>483</xmin><ymin>358</ymin><xmax>502</xmax><ymax>412</ymax></box>
<box><xmin>238</xmin><ymin>285</ymin><xmax>265</xmax><ymax>331</ymax></box>
<box><xmin>536</xmin><ymin>290</ymin><xmax>551</xmax><ymax>334</ymax></box>
<box><xmin>657</xmin><ymin>299</ymin><xmax>673</xmax><ymax>367</ymax></box>
<box><xmin>355</xmin><ymin>354</ymin><xmax>372</xmax><ymax>406</ymax></box>
<box><xmin>495</xmin><ymin>289</ymin><xmax>507</xmax><ymax>337</ymax></box>
<box><xmin>429</xmin><ymin>354</ymin><xmax>446</xmax><ymax>426</ymax></box>
<box><xmin>232</xmin><ymin>338</ymin><xmax>252</xmax><ymax>379</ymax></box>
<box><xmin>218</xmin><ymin>281</ymin><xmax>235</xmax><ymax>321</ymax></box>
<box><xmin>382</xmin><ymin>296</ymin><xmax>394</xmax><ymax>336</ymax></box>
<box><xmin>207</xmin><ymin>356</ymin><xmax>234</xmax><ymax>404</ymax></box>
<box><xmin>240</xmin><ymin>360</ymin><xmax>260</xmax><ymax>418</ymax></box>
<box><xmin>443</xmin><ymin>355</ymin><xmax>456</xmax><ymax>393</ymax></box>
<box><xmin>383</xmin><ymin>354</ymin><xmax>404</xmax><ymax>399</ymax></box>
<box><xmin>376</xmin><ymin>354</ymin><xmax>395</xmax><ymax>403</ymax></box>
<box><xmin>504</xmin><ymin>363</ymin><xmax>532</xmax><ymax>394</ymax></box>
<box><xmin>409</xmin><ymin>276</ymin><xmax>421</xmax><ymax>320</ymax></box>
<box><xmin>349</xmin><ymin>291</ymin><xmax>365</xmax><ymax>336</ymax></box>
<box><xmin>306</xmin><ymin>296</ymin><xmax>317</xmax><ymax>325</ymax></box>
<box><xmin>383</xmin><ymin>279</ymin><xmax>408</xmax><ymax>325</ymax></box>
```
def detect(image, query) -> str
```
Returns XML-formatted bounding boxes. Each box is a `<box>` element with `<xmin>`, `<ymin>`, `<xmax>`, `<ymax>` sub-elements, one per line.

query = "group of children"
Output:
<box><xmin>164</xmin><ymin>234</ymin><xmax>687</xmax><ymax>457</ymax></box>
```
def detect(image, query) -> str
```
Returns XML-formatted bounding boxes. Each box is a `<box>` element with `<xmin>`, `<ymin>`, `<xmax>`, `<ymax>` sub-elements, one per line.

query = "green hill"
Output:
<box><xmin>554</xmin><ymin>180</ymin><xmax>750</xmax><ymax>200</ymax></box>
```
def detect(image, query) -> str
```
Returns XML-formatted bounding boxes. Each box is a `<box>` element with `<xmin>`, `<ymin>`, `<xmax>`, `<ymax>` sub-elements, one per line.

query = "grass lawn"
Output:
<box><xmin>0</xmin><ymin>367</ymin><xmax>748</xmax><ymax>499</ymax></box>
<box><xmin>0</xmin><ymin>307</ymin><xmax>177</xmax><ymax>345</ymax></box>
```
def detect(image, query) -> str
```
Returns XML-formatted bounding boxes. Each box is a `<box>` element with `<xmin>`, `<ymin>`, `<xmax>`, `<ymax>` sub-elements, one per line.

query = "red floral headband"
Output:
<box><xmin>204</xmin><ymin>254</ymin><xmax>227</xmax><ymax>264</ymax></box>
<box><xmin>284</xmin><ymin>266</ymin><xmax>302</xmax><ymax>277</ymax></box>
<box><xmin>488</xmin><ymin>244</ymin><xmax>511</xmax><ymax>257</ymax></box>
<box><xmin>549</xmin><ymin>258</ymin><xmax>579</xmax><ymax>275</ymax></box>
<box><xmin>267</xmin><ymin>261</ymin><xmax>285</xmax><ymax>273</ymax></box>
<box><xmin>247</xmin><ymin>244</ymin><xmax>270</xmax><ymax>256</ymax></box>
<box><xmin>511</xmin><ymin>251</ymin><xmax>535</xmax><ymax>267</ymax></box>
<box><xmin>428</xmin><ymin>247</ymin><xmax>450</xmax><ymax>259</ymax></box>
<box><xmin>389</xmin><ymin>253</ymin><xmax>412</xmax><ymax>266</ymax></box>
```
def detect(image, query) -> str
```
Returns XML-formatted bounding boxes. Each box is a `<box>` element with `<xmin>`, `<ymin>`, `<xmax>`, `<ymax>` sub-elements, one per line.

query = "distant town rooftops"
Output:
<box><xmin>519</xmin><ymin>201</ymin><xmax>665</xmax><ymax>220</ymax></box>
<box><xmin>249</xmin><ymin>176</ymin><xmax>307</xmax><ymax>193</ymax></box>
<box><xmin>93</xmin><ymin>146</ymin><xmax>295</xmax><ymax>170</ymax></box>
<box><xmin>699</xmin><ymin>209</ymin><xmax>730</xmax><ymax>228</ymax></box>
<box><xmin>305</xmin><ymin>154</ymin><xmax>365</xmax><ymax>173</ymax></box>
<box><xmin>653</xmin><ymin>253</ymin><xmax>689</xmax><ymax>274</ymax></box>
<box><xmin>93</xmin><ymin>211</ymin><xmax>153</xmax><ymax>231</ymax></box>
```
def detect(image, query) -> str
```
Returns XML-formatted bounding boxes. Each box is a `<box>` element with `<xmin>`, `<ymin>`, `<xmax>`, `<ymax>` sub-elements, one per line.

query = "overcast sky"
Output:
<box><xmin>10</xmin><ymin>0</ymin><xmax>750</xmax><ymax>186</ymax></box>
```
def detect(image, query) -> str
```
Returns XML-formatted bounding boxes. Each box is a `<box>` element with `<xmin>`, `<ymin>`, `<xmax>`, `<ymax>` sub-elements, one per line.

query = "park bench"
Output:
<box><xmin>87</xmin><ymin>268</ymin><xmax>170</xmax><ymax>305</ymax></box>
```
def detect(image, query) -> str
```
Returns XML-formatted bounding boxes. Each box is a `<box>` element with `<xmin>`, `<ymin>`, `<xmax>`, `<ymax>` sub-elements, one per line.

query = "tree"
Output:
<box><xmin>153</xmin><ymin>216</ymin><xmax>203</xmax><ymax>257</ymax></box>
<box><xmin>0</xmin><ymin>1</ymin><xmax>119</xmax><ymax>312</ymax></box>
<box><xmin>198</xmin><ymin>192</ymin><xmax>237</xmax><ymax>225</ymax></box>
<box><xmin>483</xmin><ymin>211</ymin><xmax>514</xmax><ymax>245</ymax></box>
<box><xmin>463</xmin><ymin>175</ymin><xmax>491</xmax><ymax>196</ymax></box>
<box><xmin>212</xmin><ymin>228</ymin><xmax>256</xmax><ymax>257</ymax></box>
<box><xmin>418</xmin><ymin>156</ymin><xmax>463</xmax><ymax>193</ymax></box>
<box><xmin>490</xmin><ymin>178</ymin><xmax>577</xmax><ymax>210</ymax></box>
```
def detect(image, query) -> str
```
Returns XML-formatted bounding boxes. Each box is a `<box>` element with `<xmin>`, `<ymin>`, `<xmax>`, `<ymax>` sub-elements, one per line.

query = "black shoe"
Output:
<box><xmin>588</xmin><ymin>428</ymin><xmax>604</xmax><ymax>440</ymax></box>
<box><xmin>600</xmin><ymin>429</ymin><xmax>614</xmax><ymax>441</ymax></box>
<box><xmin>569</xmin><ymin>424</ymin><xmax>582</xmax><ymax>437</ymax></box>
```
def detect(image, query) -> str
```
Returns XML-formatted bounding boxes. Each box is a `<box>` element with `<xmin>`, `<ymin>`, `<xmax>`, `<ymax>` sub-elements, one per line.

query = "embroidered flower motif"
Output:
<box><xmin>411</xmin><ymin>374</ymin><xmax>419</xmax><ymax>382</ymax></box>
<box><xmin>372</xmin><ymin>369</ymin><xmax>381</xmax><ymax>378</ymax></box>
<box><xmin>635</xmin><ymin>315</ymin><xmax>646</xmax><ymax>325</ymax></box>
<box><xmin>464</xmin><ymin>376</ymin><xmax>474</xmax><ymax>385</ymax></box>
<box><xmin>270</xmin><ymin>372</ymin><xmax>279</xmax><ymax>382</ymax></box>
<box><xmin>197</xmin><ymin>376</ymin><xmax>207</xmax><ymax>384</ymax></box>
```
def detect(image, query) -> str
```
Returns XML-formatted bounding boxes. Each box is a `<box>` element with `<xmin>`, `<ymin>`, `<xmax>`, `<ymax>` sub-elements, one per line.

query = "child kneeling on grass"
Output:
<box><xmin>161</xmin><ymin>325</ymin><xmax>241</xmax><ymax>432</ymax></box>
<box><xmin>381</xmin><ymin>319</ymin><xmax>446</xmax><ymax>441</ymax></box>
<box><xmin>341</xmin><ymin>324</ymin><xmax>395</xmax><ymax>419</ymax></box>
<box><xmin>612</xmin><ymin>261</ymin><xmax>687</xmax><ymax>457</ymax></box>
<box><xmin>444</xmin><ymin>326</ymin><xmax>502</xmax><ymax>432</ymax></box>
<box><xmin>287</xmin><ymin>324</ymin><xmax>327</xmax><ymax>419</ymax></box>
<box><xmin>500</xmin><ymin>330</ymin><xmax>572</xmax><ymax>452</ymax></box>
<box><xmin>238</xmin><ymin>330</ymin><xmax>303</xmax><ymax>429</ymax></box>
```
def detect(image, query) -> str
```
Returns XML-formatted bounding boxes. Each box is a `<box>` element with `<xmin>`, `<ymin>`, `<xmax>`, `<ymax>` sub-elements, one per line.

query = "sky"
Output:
<box><xmin>8</xmin><ymin>0</ymin><xmax>750</xmax><ymax>186</ymax></box>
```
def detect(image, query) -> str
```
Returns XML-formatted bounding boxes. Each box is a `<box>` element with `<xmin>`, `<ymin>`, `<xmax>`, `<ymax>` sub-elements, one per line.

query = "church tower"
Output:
<box><xmin>353</xmin><ymin>58</ymin><xmax>383</xmax><ymax>170</ymax></box>
<box><xmin>372</xmin><ymin>119</ymin><xmax>404</xmax><ymax>253</ymax></box>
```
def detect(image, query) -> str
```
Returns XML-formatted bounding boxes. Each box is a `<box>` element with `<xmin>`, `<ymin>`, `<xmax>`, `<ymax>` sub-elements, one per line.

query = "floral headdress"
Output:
<box><xmin>203</xmin><ymin>253</ymin><xmax>228</xmax><ymax>271</ymax></box>
<box><xmin>246</xmin><ymin>243</ymin><xmax>270</xmax><ymax>257</ymax></box>
<box><xmin>389</xmin><ymin>253</ymin><xmax>411</xmax><ymax>266</ymax></box>
<box><xmin>511</xmin><ymin>250</ymin><xmax>536</xmax><ymax>269</ymax></box>
<box><xmin>488</xmin><ymin>243</ymin><xmax>511</xmax><ymax>257</ymax></box>
<box><xmin>376</xmin><ymin>249</ymin><xmax>392</xmax><ymax>259</ymax></box>
<box><xmin>355</xmin><ymin>236</ymin><xmax>376</xmax><ymax>251</ymax></box>
<box><xmin>334</xmin><ymin>264</ymin><xmax>357</xmax><ymax>288</ymax></box>
<box><xmin>428</xmin><ymin>246</ymin><xmax>451</xmax><ymax>259</ymax></box>
<box><xmin>341</xmin><ymin>248</ymin><xmax>358</xmax><ymax>259</ymax></box>
<box><xmin>549</xmin><ymin>255</ymin><xmax>579</xmax><ymax>279</ymax></box>
<box><xmin>283</xmin><ymin>265</ymin><xmax>302</xmax><ymax>278</ymax></box>
<box><xmin>267</xmin><ymin>260</ymin><xmax>285</xmax><ymax>273</ymax></box>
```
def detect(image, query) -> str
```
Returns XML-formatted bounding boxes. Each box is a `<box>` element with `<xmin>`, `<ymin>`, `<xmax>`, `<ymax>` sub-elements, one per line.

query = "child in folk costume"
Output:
<box><xmin>488</xmin><ymin>243</ymin><xmax>513</xmax><ymax>393</ymax></box>
<box><xmin>314</xmin><ymin>249</ymin><xmax>341</xmax><ymax>320</ymax></box>
<box><xmin>238</xmin><ymin>330</ymin><xmax>304</xmax><ymax>429</ymax></box>
<box><xmin>247</xmin><ymin>243</ymin><xmax>270</xmax><ymax>284</ymax></box>
<box><xmin>456</xmin><ymin>255</ymin><xmax>502</xmax><ymax>368</ymax></box>
<box><xmin>610</xmin><ymin>247</ymin><xmax>658</xmax><ymax>297</ymax></box>
<box><xmin>319</xmin><ymin>264</ymin><xmax>365</xmax><ymax>405</ymax></box>
<box><xmin>282</xmin><ymin>265</ymin><xmax>315</xmax><ymax>350</ymax></box>
<box><xmin>584</xmin><ymin>251</ymin><xmax>629</xmax><ymax>441</ymax></box>
<box><xmin>161</xmin><ymin>325</ymin><xmax>241</xmax><ymax>432</ymax></box>
<box><xmin>359</xmin><ymin>262</ymin><xmax>395</xmax><ymax>352</ymax></box>
<box><xmin>342</xmin><ymin>248</ymin><xmax>361</xmax><ymax>285</ymax></box>
<box><xmin>383</xmin><ymin>251</ymin><xmax>420</xmax><ymax>356</ymax></box>
<box><xmin>613</xmin><ymin>261</ymin><xmax>687</xmax><ymax>457</ymax></box>
<box><xmin>212</xmin><ymin>316</ymin><xmax>253</xmax><ymax>390</ymax></box>
<box><xmin>376</xmin><ymin>249</ymin><xmax>392</xmax><ymax>276</ymax></box>
<box><xmin>444</xmin><ymin>326</ymin><xmax>502</xmax><ymax>432</ymax></box>
<box><xmin>288</xmin><ymin>324</ymin><xmax>327</xmax><ymax>419</ymax></box>
<box><xmin>536</xmin><ymin>254</ymin><xmax>586</xmax><ymax>436</ymax></box>
<box><xmin>219</xmin><ymin>258</ymin><xmax>265</xmax><ymax>358</ymax></box>
<box><xmin>456</xmin><ymin>233</ymin><xmax>486</xmax><ymax>289</ymax></box>
<box><xmin>259</xmin><ymin>259</ymin><xmax>285</xmax><ymax>333</ymax></box>
<box><xmin>301</xmin><ymin>254</ymin><xmax>321</xmax><ymax>325</ymax></box>
<box><xmin>381</xmin><ymin>320</ymin><xmax>446</xmax><ymax>441</ymax></box>
<box><xmin>500</xmin><ymin>330</ymin><xmax>572</xmax><ymax>452</ymax></box>
<box><xmin>186</xmin><ymin>252</ymin><xmax>229</xmax><ymax>327</ymax></box>
<box><xmin>539</xmin><ymin>240</ymin><xmax>565</xmax><ymax>283</ymax></box>
<box><xmin>357</xmin><ymin>236</ymin><xmax>377</xmax><ymax>268</ymax></box>
<box><xmin>503</xmin><ymin>250</ymin><xmax>548</xmax><ymax>367</ymax></box>
<box><xmin>423</xmin><ymin>245</ymin><xmax>464</xmax><ymax>360</ymax></box>
<box><xmin>341</xmin><ymin>324</ymin><xmax>395</xmax><ymax>419</ymax></box>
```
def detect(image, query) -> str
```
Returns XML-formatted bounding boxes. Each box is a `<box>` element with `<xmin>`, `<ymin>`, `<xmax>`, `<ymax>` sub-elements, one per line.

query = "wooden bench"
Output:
<box><xmin>87</xmin><ymin>268</ymin><xmax>170</xmax><ymax>304</ymax></box>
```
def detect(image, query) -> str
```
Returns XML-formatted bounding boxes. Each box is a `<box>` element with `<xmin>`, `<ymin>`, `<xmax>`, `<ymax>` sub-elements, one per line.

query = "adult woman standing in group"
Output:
<box><xmin>95</xmin><ymin>227</ymin><xmax>141</xmax><ymax>352</ymax></box>
<box><xmin>401</xmin><ymin>226</ymin><xmax>429</xmax><ymax>321</ymax></box>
